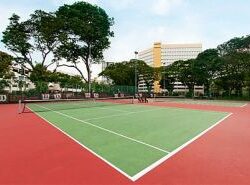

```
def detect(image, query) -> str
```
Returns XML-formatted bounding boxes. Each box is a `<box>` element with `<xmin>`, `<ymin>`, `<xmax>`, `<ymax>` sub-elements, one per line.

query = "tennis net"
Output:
<box><xmin>154</xmin><ymin>96</ymin><xmax>186</xmax><ymax>102</ymax></box>
<box><xmin>19</xmin><ymin>96</ymin><xmax>134</xmax><ymax>113</ymax></box>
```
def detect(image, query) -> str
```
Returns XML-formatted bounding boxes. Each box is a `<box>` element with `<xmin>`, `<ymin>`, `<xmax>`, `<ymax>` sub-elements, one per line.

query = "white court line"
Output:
<box><xmin>240</xmin><ymin>103</ymin><xmax>248</xmax><ymax>107</ymax></box>
<box><xmin>34</xmin><ymin>104</ymin><xmax>170</xmax><ymax>154</ymax></box>
<box><xmin>53</xmin><ymin>101</ymin><xmax>133</xmax><ymax>113</ymax></box>
<box><xmin>28</xmin><ymin>104</ymin><xmax>233</xmax><ymax>182</ymax></box>
<box><xmin>131</xmin><ymin>113</ymin><xmax>233</xmax><ymax>181</ymax></box>
<box><xmin>83</xmin><ymin>108</ymin><xmax>166</xmax><ymax>122</ymax></box>
<box><xmin>94</xmin><ymin>106</ymin><xmax>132</xmax><ymax>113</ymax></box>
<box><xmin>155</xmin><ymin>99</ymin><xmax>248</xmax><ymax>107</ymax></box>
<box><xmin>71</xmin><ymin>101</ymin><xmax>133</xmax><ymax>113</ymax></box>
<box><xmin>27</xmin><ymin>106</ymin><xmax>134</xmax><ymax>181</ymax></box>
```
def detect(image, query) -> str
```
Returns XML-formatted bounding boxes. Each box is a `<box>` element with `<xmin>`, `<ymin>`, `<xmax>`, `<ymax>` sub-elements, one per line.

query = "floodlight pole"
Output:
<box><xmin>162</xmin><ymin>61</ymin><xmax>166</xmax><ymax>95</ymax></box>
<box><xmin>88</xmin><ymin>46</ymin><xmax>92</xmax><ymax>94</ymax></box>
<box><xmin>134</xmin><ymin>51</ymin><xmax>138</xmax><ymax>96</ymax></box>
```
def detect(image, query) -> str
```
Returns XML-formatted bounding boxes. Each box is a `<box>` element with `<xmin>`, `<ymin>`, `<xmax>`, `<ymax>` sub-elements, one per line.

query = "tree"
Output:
<box><xmin>217</xmin><ymin>36</ymin><xmax>250</xmax><ymax>96</ymax></box>
<box><xmin>159</xmin><ymin>65</ymin><xmax>177</xmax><ymax>95</ymax></box>
<box><xmin>28</xmin><ymin>64</ymin><xmax>51</xmax><ymax>93</ymax></box>
<box><xmin>99</xmin><ymin>60</ymin><xmax>157</xmax><ymax>93</ymax></box>
<box><xmin>99</xmin><ymin>61</ymin><xmax>133</xmax><ymax>85</ymax></box>
<box><xmin>50</xmin><ymin>72</ymin><xmax>85</xmax><ymax>90</ymax></box>
<box><xmin>217</xmin><ymin>37</ymin><xmax>244</xmax><ymax>56</ymax></box>
<box><xmin>245</xmin><ymin>72</ymin><xmax>250</xmax><ymax>97</ymax></box>
<box><xmin>168</xmin><ymin>60</ymin><xmax>196</xmax><ymax>96</ymax></box>
<box><xmin>161</xmin><ymin>35</ymin><xmax>250</xmax><ymax>99</ymax></box>
<box><xmin>135</xmin><ymin>60</ymin><xmax>160</xmax><ymax>93</ymax></box>
<box><xmin>0</xmin><ymin>51</ymin><xmax>13</xmax><ymax>91</ymax></box>
<box><xmin>195</xmin><ymin>49</ymin><xmax>222</xmax><ymax>96</ymax></box>
<box><xmin>220</xmin><ymin>52</ymin><xmax>249</xmax><ymax>96</ymax></box>
<box><xmin>29</xmin><ymin>64</ymin><xmax>85</xmax><ymax>92</ymax></box>
<box><xmin>2</xmin><ymin>11</ymin><xmax>60</xmax><ymax>73</ymax></box>
<box><xmin>29</xmin><ymin>64</ymin><xmax>51</xmax><ymax>83</ymax></box>
<box><xmin>0</xmin><ymin>51</ymin><xmax>13</xmax><ymax>78</ymax></box>
<box><xmin>55</xmin><ymin>2</ymin><xmax>114</xmax><ymax>91</ymax></box>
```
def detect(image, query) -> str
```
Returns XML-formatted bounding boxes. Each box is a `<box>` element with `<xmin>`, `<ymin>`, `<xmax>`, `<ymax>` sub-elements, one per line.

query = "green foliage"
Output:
<box><xmin>0</xmin><ymin>51</ymin><xmax>13</xmax><ymax>78</ymax></box>
<box><xmin>0</xmin><ymin>51</ymin><xmax>13</xmax><ymax>91</ymax></box>
<box><xmin>245</xmin><ymin>72</ymin><xmax>250</xmax><ymax>97</ymax></box>
<box><xmin>100</xmin><ymin>60</ymin><xmax>158</xmax><ymax>93</ymax></box>
<box><xmin>55</xmin><ymin>1</ymin><xmax>114</xmax><ymax>85</ymax></box>
<box><xmin>34</xmin><ymin>81</ymin><xmax>48</xmax><ymax>94</ymax></box>
<box><xmin>2</xmin><ymin>11</ymin><xmax>60</xmax><ymax>70</ymax></box>
<box><xmin>164</xmin><ymin>59</ymin><xmax>198</xmax><ymax>96</ymax></box>
<box><xmin>194</xmin><ymin>49</ymin><xmax>222</xmax><ymax>96</ymax></box>
<box><xmin>99</xmin><ymin>61</ymin><xmax>134</xmax><ymax>85</ymax></box>
<box><xmin>29</xmin><ymin>63</ymin><xmax>84</xmax><ymax>93</ymax></box>
<box><xmin>159</xmin><ymin>65</ymin><xmax>177</xmax><ymax>95</ymax></box>
<box><xmin>91</xmin><ymin>82</ymin><xmax>135</xmax><ymax>95</ymax></box>
<box><xmin>0</xmin><ymin>80</ymin><xmax>9</xmax><ymax>92</ymax></box>
<box><xmin>29</xmin><ymin>64</ymin><xmax>51</xmax><ymax>82</ymax></box>
<box><xmin>57</xmin><ymin>74</ymin><xmax>85</xmax><ymax>89</ymax></box>
<box><xmin>216</xmin><ymin>35</ymin><xmax>250</xmax><ymax>97</ymax></box>
<box><xmin>136</xmin><ymin>60</ymin><xmax>161</xmax><ymax>93</ymax></box>
<box><xmin>2</xmin><ymin>14</ymin><xmax>32</xmax><ymax>64</ymax></box>
<box><xmin>2</xmin><ymin>2</ymin><xmax>113</xmax><ymax>86</ymax></box>
<box><xmin>159</xmin><ymin>35</ymin><xmax>250</xmax><ymax>98</ymax></box>
<box><xmin>24</xmin><ymin>89</ymin><xmax>41</xmax><ymax>97</ymax></box>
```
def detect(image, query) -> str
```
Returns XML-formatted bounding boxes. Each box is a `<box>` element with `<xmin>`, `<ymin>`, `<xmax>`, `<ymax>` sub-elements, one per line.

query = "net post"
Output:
<box><xmin>18</xmin><ymin>100</ymin><xmax>22</xmax><ymax>114</ymax></box>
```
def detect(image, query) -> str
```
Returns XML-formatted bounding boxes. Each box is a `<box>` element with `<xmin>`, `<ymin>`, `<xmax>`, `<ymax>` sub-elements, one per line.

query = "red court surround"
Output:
<box><xmin>0</xmin><ymin>103</ymin><xmax>250</xmax><ymax>185</ymax></box>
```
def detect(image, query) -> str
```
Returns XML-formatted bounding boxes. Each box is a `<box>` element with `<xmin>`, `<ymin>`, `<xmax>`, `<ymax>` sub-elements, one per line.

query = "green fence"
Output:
<box><xmin>91</xmin><ymin>84</ymin><xmax>136</xmax><ymax>96</ymax></box>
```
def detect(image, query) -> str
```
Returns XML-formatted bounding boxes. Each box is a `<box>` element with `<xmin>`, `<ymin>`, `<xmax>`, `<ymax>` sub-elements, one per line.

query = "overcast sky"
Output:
<box><xmin>0</xmin><ymin>0</ymin><xmax>250</xmax><ymax>77</ymax></box>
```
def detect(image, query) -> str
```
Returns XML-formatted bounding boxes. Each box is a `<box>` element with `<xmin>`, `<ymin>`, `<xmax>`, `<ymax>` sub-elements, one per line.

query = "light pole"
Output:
<box><xmin>162</xmin><ymin>61</ymin><xmax>166</xmax><ymax>95</ymax></box>
<box><xmin>134</xmin><ymin>51</ymin><xmax>138</xmax><ymax>96</ymax></box>
<box><xmin>88</xmin><ymin>46</ymin><xmax>92</xmax><ymax>94</ymax></box>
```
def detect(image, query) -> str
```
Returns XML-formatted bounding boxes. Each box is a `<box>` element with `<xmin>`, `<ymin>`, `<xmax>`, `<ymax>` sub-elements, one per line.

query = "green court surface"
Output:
<box><xmin>155</xmin><ymin>98</ymin><xmax>247</xmax><ymax>107</ymax></box>
<box><xmin>28</xmin><ymin>102</ymin><xmax>228</xmax><ymax>177</ymax></box>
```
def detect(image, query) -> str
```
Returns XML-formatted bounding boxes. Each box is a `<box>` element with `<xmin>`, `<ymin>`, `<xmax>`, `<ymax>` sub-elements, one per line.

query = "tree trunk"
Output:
<box><xmin>205</xmin><ymin>80</ymin><xmax>211</xmax><ymax>97</ymax></box>
<box><xmin>188</xmin><ymin>84</ymin><xmax>194</xmax><ymax>98</ymax></box>
<box><xmin>86</xmin><ymin>64</ymin><xmax>91</xmax><ymax>93</ymax></box>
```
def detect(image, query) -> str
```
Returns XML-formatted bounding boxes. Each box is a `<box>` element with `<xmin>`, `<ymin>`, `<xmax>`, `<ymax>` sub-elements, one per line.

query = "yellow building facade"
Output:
<box><xmin>138</xmin><ymin>42</ymin><xmax>202</xmax><ymax>93</ymax></box>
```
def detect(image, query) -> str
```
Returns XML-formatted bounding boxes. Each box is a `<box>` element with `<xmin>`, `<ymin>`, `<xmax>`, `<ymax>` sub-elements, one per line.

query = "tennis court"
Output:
<box><xmin>154</xmin><ymin>97</ymin><xmax>248</xmax><ymax>107</ymax></box>
<box><xmin>23</xmin><ymin>98</ymin><xmax>229</xmax><ymax>180</ymax></box>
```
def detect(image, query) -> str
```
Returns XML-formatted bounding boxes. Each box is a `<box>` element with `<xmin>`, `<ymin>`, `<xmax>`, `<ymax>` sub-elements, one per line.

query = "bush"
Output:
<box><xmin>185</xmin><ymin>91</ymin><xmax>193</xmax><ymax>98</ymax></box>
<box><xmin>34</xmin><ymin>81</ymin><xmax>48</xmax><ymax>94</ymax></box>
<box><xmin>171</xmin><ymin>92</ymin><xmax>178</xmax><ymax>96</ymax></box>
<box><xmin>24</xmin><ymin>89</ymin><xmax>40</xmax><ymax>97</ymax></box>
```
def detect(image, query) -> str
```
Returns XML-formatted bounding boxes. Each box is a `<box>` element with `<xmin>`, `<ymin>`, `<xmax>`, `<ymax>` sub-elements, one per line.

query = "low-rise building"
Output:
<box><xmin>4</xmin><ymin>64</ymin><xmax>35</xmax><ymax>92</ymax></box>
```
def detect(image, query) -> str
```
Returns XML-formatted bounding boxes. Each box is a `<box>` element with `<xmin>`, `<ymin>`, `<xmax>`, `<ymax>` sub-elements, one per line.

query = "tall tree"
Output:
<box><xmin>220</xmin><ymin>52</ymin><xmax>249</xmax><ymax>96</ymax></box>
<box><xmin>217</xmin><ymin>35</ymin><xmax>250</xmax><ymax>96</ymax></box>
<box><xmin>99</xmin><ymin>62</ymin><xmax>134</xmax><ymax>85</ymax></box>
<box><xmin>245</xmin><ymin>72</ymin><xmax>250</xmax><ymax>97</ymax></box>
<box><xmin>159</xmin><ymin>65</ymin><xmax>177</xmax><ymax>95</ymax></box>
<box><xmin>169</xmin><ymin>59</ymin><xmax>198</xmax><ymax>96</ymax></box>
<box><xmin>195</xmin><ymin>49</ymin><xmax>222</xmax><ymax>96</ymax></box>
<box><xmin>0</xmin><ymin>51</ymin><xmax>13</xmax><ymax>91</ymax></box>
<box><xmin>135</xmin><ymin>60</ymin><xmax>161</xmax><ymax>93</ymax></box>
<box><xmin>2</xmin><ymin>11</ymin><xmax>60</xmax><ymax>73</ymax></box>
<box><xmin>55</xmin><ymin>2</ymin><xmax>114</xmax><ymax>91</ymax></box>
<box><xmin>100</xmin><ymin>60</ymin><xmax>158</xmax><ymax>93</ymax></box>
<box><xmin>0</xmin><ymin>51</ymin><xmax>13</xmax><ymax>78</ymax></box>
<box><xmin>29</xmin><ymin>64</ymin><xmax>51</xmax><ymax>83</ymax></box>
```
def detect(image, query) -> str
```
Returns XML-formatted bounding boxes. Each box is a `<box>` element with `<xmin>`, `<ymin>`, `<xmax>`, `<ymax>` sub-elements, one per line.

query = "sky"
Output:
<box><xmin>0</xmin><ymin>0</ymin><xmax>250</xmax><ymax>78</ymax></box>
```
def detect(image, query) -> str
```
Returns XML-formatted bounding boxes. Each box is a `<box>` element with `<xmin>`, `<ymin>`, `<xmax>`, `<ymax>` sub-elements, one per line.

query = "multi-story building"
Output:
<box><xmin>101</xmin><ymin>61</ymin><xmax>115</xmax><ymax>84</ymax></box>
<box><xmin>3</xmin><ymin>63</ymin><xmax>35</xmax><ymax>92</ymax></box>
<box><xmin>138</xmin><ymin>42</ymin><xmax>203</xmax><ymax>94</ymax></box>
